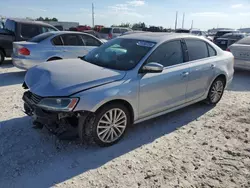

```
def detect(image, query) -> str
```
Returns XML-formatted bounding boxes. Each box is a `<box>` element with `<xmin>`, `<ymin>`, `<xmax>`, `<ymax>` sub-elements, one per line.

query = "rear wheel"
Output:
<box><xmin>0</xmin><ymin>50</ymin><xmax>5</xmax><ymax>65</ymax></box>
<box><xmin>206</xmin><ymin>77</ymin><xmax>225</xmax><ymax>104</ymax></box>
<box><xmin>82</xmin><ymin>103</ymin><xmax>131</xmax><ymax>147</ymax></box>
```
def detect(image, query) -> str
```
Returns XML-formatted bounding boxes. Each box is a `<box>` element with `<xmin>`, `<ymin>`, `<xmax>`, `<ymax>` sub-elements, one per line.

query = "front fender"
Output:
<box><xmin>72</xmin><ymin>79</ymin><xmax>139</xmax><ymax>120</ymax></box>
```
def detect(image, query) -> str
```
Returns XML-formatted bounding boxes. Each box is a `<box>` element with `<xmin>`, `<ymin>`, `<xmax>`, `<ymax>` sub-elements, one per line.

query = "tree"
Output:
<box><xmin>36</xmin><ymin>17</ymin><xmax>44</xmax><ymax>21</ymax></box>
<box><xmin>132</xmin><ymin>22</ymin><xmax>146</xmax><ymax>30</ymax></box>
<box><xmin>36</xmin><ymin>17</ymin><xmax>58</xmax><ymax>21</ymax></box>
<box><xmin>51</xmin><ymin>18</ymin><xmax>58</xmax><ymax>21</ymax></box>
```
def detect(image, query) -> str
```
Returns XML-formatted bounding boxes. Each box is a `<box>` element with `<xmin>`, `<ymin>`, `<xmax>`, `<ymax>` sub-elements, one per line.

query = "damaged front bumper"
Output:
<box><xmin>22</xmin><ymin>91</ymin><xmax>89</xmax><ymax>139</ymax></box>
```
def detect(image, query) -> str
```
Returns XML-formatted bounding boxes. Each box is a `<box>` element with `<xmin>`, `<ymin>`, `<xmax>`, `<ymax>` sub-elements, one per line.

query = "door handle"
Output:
<box><xmin>181</xmin><ymin>71</ymin><xmax>189</xmax><ymax>77</ymax></box>
<box><xmin>211</xmin><ymin>64</ymin><xmax>215</xmax><ymax>69</ymax></box>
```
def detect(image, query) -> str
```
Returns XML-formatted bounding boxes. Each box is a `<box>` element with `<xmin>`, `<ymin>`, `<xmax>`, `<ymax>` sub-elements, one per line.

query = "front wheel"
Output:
<box><xmin>82</xmin><ymin>103</ymin><xmax>131</xmax><ymax>147</ymax></box>
<box><xmin>206</xmin><ymin>77</ymin><xmax>225</xmax><ymax>104</ymax></box>
<box><xmin>0</xmin><ymin>50</ymin><xmax>5</xmax><ymax>65</ymax></box>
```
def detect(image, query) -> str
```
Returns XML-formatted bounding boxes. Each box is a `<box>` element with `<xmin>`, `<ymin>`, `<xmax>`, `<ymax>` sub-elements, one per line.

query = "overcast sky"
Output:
<box><xmin>1</xmin><ymin>0</ymin><xmax>250</xmax><ymax>29</ymax></box>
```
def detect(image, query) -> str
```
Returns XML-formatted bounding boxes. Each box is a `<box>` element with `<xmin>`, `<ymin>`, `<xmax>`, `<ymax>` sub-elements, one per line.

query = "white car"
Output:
<box><xmin>12</xmin><ymin>31</ymin><xmax>103</xmax><ymax>70</ymax></box>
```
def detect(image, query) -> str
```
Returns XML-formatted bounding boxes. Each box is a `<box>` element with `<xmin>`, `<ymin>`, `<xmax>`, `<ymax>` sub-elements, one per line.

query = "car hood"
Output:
<box><xmin>25</xmin><ymin>59</ymin><xmax>126</xmax><ymax>97</ymax></box>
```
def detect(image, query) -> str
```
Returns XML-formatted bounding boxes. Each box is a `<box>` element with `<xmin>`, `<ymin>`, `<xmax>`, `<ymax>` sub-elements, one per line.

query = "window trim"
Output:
<box><xmin>59</xmin><ymin>33</ymin><xmax>84</xmax><ymax>46</ymax></box>
<box><xmin>184</xmin><ymin>38</ymin><xmax>217</xmax><ymax>62</ymax></box>
<box><xmin>206</xmin><ymin>43</ymin><xmax>217</xmax><ymax>57</ymax></box>
<box><xmin>80</xmin><ymin>33</ymin><xmax>102</xmax><ymax>46</ymax></box>
<box><xmin>51</xmin><ymin>35</ymin><xmax>64</xmax><ymax>46</ymax></box>
<box><xmin>139</xmin><ymin>39</ymin><xmax>186</xmax><ymax>72</ymax></box>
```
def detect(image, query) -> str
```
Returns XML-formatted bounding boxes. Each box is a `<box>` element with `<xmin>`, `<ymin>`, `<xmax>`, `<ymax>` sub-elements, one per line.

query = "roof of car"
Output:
<box><xmin>119</xmin><ymin>32</ymin><xmax>201</xmax><ymax>43</ymax></box>
<box><xmin>48</xmin><ymin>31</ymin><xmax>93</xmax><ymax>35</ymax></box>
<box><xmin>7</xmin><ymin>18</ymin><xmax>55</xmax><ymax>27</ymax></box>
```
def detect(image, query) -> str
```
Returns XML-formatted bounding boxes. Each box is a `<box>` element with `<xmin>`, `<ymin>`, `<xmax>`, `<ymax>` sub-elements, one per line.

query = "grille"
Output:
<box><xmin>27</xmin><ymin>91</ymin><xmax>43</xmax><ymax>104</ymax></box>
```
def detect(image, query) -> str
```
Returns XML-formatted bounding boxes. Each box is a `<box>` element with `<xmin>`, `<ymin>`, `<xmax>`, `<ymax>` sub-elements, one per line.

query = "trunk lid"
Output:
<box><xmin>230</xmin><ymin>44</ymin><xmax>250</xmax><ymax>61</ymax></box>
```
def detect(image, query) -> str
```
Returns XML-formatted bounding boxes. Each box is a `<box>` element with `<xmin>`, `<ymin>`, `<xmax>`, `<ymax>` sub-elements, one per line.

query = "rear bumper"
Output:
<box><xmin>12</xmin><ymin>55</ymin><xmax>45</xmax><ymax>70</ymax></box>
<box><xmin>234</xmin><ymin>59</ymin><xmax>250</xmax><ymax>70</ymax></box>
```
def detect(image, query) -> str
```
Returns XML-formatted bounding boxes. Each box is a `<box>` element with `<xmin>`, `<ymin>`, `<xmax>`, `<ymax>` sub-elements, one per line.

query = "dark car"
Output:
<box><xmin>0</xmin><ymin>18</ymin><xmax>58</xmax><ymax>64</ymax></box>
<box><xmin>175</xmin><ymin>28</ymin><xmax>190</xmax><ymax>33</ymax></box>
<box><xmin>213</xmin><ymin>30</ymin><xmax>239</xmax><ymax>42</ymax></box>
<box><xmin>214</xmin><ymin>33</ymin><xmax>246</xmax><ymax>50</ymax></box>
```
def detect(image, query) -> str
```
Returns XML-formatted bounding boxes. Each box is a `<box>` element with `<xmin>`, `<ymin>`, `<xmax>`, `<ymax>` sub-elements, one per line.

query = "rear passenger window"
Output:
<box><xmin>186</xmin><ymin>40</ymin><xmax>209</xmax><ymax>61</ymax></box>
<box><xmin>147</xmin><ymin>40</ymin><xmax>183</xmax><ymax>67</ymax></box>
<box><xmin>81</xmin><ymin>35</ymin><xmax>101</xmax><ymax>46</ymax></box>
<box><xmin>207</xmin><ymin>44</ymin><xmax>216</xmax><ymax>57</ymax></box>
<box><xmin>52</xmin><ymin>36</ymin><xmax>63</xmax><ymax>45</ymax></box>
<box><xmin>121</xmin><ymin>29</ymin><xmax>128</xmax><ymax>33</ymax></box>
<box><xmin>113</xmin><ymin>28</ymin><xmax>120</xmax><ymax>34</ymax></box>
<box><xmin>20</xmin><ymin>24</ymin><xmax>40</xmax><ymax>39</ymax></box>
<box><xmin>61</xmin><ymin>34</ymin><xmax>84</xmax><ymax>46</ymax></box>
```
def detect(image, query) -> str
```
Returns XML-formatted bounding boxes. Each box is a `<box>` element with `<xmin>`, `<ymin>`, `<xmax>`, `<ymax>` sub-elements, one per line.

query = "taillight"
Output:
<box><xmin>226</xmin><ymin>48</ymin><xmax>231</xmax><ymax>52</ymax></box>
<box><xmin>18</xmin><ymin>47</ymin><xmax>30</xmax><ymax>55</ymax></box>
<box><xmin>108</xmin><ymin>33</ymin><xmax>112</xmax><ymax>39</ymax></box>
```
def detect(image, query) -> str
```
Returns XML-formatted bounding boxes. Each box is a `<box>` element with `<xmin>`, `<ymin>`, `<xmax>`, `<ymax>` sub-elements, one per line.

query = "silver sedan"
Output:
<box><xmin>23</xmin><ymin>33</ymin><xmax>234</xmax><ymax>146</ymax></box>
<box><xmin>228</xmin><ymin>36</ymin><xmax>250</xmax><ymax>70</ymax></box>
<box><xmin>12</xmin><ymin>31</ymin><xmax>103</xmax><ymax>70</ymax></box>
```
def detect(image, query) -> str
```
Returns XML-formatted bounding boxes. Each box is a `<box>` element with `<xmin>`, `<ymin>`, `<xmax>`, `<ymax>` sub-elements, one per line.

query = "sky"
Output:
<box><xmin>1</xmin><ymin>0</ymin><xmax>250</xmax><ymax>30</ymax></box>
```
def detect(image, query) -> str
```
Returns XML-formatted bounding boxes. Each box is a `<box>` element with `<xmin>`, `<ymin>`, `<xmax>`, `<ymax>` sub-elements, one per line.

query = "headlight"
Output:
<box><xmin>37</xmin><ymin>98</ymin><xmax>79</xmax><ymax>112</ymax></box>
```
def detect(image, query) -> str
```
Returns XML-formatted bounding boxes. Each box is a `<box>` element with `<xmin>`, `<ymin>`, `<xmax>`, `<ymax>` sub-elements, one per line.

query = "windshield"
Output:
<box><xmin>191</xmin><ymin>31</ymin><xmax>201</xmax><ymax>35</ymax></box>
<box><xmin>236</xmin><ymin>36</ymin><xmax>250</xmax><ymax>45</ymax></box>
<box><xmin>83</xmin><ymin>38</ymin><xmax>155</xmax><ymax>70</ymax></box>
<box><xmin>28</xmin><ymin>32</ymin><xmax>54</xmax><ymax>42</ymax></box>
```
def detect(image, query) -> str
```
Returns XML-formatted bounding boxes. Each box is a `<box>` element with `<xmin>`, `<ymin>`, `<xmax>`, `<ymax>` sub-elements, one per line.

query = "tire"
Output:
<box><xmin>47</xmin><ymin>57</ymin><xmax>62</xmax><ymax>61</ymax></box>
<box><xmin>82</xmin><ymin>103</ymin><xmax>131</xmax><ymax>147</ymax></box>
<box><xmin>0</xmin><ymin>50</ymin><xmax>5</xmax><ymax>65</ymax></box>
<box><xmin>206</xmin><ymin>77</ymin><xmax>226</xmax><ymax>105</ymax></box>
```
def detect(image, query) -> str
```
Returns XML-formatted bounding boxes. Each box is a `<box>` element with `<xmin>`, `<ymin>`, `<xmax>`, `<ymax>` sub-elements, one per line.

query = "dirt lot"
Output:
<box><xmin>0</xmin><ymin>59</ymin><xmax>250</xmax><ymax>188</ymax></box>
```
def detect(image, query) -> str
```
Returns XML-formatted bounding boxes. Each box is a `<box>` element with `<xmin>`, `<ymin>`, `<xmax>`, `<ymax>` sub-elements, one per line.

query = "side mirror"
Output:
<box><xmin>140</xmin><ymin>62</ymin><xmax>164</xmax><ymax>73</ymax></box>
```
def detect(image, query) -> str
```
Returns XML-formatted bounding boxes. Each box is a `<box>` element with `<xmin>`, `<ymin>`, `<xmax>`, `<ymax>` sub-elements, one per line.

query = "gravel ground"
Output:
<box><xmin>0</xmin><ymin>59</ymin><xmax>250</xmax><ymax>188</ymax></box>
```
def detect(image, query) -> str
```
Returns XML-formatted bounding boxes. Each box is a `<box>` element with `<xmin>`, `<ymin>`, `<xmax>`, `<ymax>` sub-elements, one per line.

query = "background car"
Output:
<box><xmin>23</xmin><ymin>33</ymin><xmax>234</xmax><ymax>146</ymax></box>
<box><xmin>228</xmin><ymin>36</ymin><xmax>250</xmax><ymax>70</ymax></box>
<box><xmin>99</xmin><ymin>27</ymin><xmax>132</xmax><ymax>40</ymax></box>
<box><xmin>0</xmin><ymin>18</ymin><xmax>58</xmax><ymax>65</ymax></box>
<box><xmin>82</xmin><ymin>30</ymin><xmax>100</xmax><ymax>38</ymax></box>
<box><xmin>12</xmin><ymin>31</ymin><xmax>103</xmax><ymax>70</ymax></box>
<box><xmin>214</xmin><ymin>33</ymin><xmax>246</xmax><ymax>50</ymax></box>
<box><xmin>213</xmin><ymin>29</ymin><xmax>239</xmax><ymax>42</ymax></box>
<box><xmin>190</xmin><ymin>29</ymin><xmax>207</xmax><ymax>37</ymax></box>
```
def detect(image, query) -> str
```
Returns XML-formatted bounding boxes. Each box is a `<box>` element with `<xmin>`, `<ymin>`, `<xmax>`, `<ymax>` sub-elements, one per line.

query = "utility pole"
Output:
<box><xmin>175</xmin><ymin>11</ymin><xmax>178</xmax><ymax>30</ymax></box>
<box><xmin>92</xmin><ymin>3</ymin><xmax>95</xmax><ymax>28</ymax></box>
<box><xmin>182</xmin><ymin>13</ymin><xmax>185</xmax><ymax>28</ymax></box>
<box><xmin>191</xmin><ymin>20</ymin><xmax>193</xmax><ymax>29</ymax></box>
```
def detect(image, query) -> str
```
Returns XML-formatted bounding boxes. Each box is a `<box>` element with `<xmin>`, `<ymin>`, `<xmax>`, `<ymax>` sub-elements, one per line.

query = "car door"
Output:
<box><xmin>184</xmin><ymin>39</ymin><xmax>215</xmax><ymax>102</ymax></box>
<box><xmin>139</xmin><ymin>40</ymin><xmax>190</xmax><ymax>118</ymax></box>
<box><xmin>60</xmin><ymin>34</ymin><xmax>86</xmax><ymax>58</ymax></box>
<box><xmin>80</xmin><ymin>34</ymin><xmax>102</xmax><ymax>54</ymax></box>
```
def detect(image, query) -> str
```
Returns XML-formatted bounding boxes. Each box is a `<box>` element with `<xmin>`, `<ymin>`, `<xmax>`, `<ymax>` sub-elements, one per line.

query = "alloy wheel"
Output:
<box><xmin>210</xmin><ymin>80</ymin><xmax>224</xmax><ymax>103</ymax></box>
<box><xmin>97</xmin><ymin>108</ymin><xmax>127</xmax><ymax>143</ymax></box>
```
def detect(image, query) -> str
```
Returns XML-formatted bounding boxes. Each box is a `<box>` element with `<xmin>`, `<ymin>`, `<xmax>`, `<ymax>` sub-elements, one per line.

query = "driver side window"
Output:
<box><xmin>146</xmin><ymin>40</ymin><xmax>184</xmax><ymax>67</ymax></box>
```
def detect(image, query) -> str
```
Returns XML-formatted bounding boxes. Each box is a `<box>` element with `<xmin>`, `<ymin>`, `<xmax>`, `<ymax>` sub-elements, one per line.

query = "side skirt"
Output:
<box><xmin>134</xmin><ymin>96</ymin><xmax>207</xmax><ymax>124</ymax></box>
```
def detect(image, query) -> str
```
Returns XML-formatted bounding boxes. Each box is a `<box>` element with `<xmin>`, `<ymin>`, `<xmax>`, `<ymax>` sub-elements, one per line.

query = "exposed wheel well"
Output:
<box><xmin>47</xmin><ymin>57</ymin><xmax>62</xmax><ymax>61</ymax></box>
<box><xmin>216</xmin><ymin>74</ymin><xmax>227</xmax><ymax>85</ymax></box>
<box><xmin>96</xmin><ymin>99</ymin><xmax>135</xmax><ymax>124</ymax></box>
<box><xmin>0</xmin><ymin>48</ymin><xmax>6</xmax><ymax>56</ymax></box>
